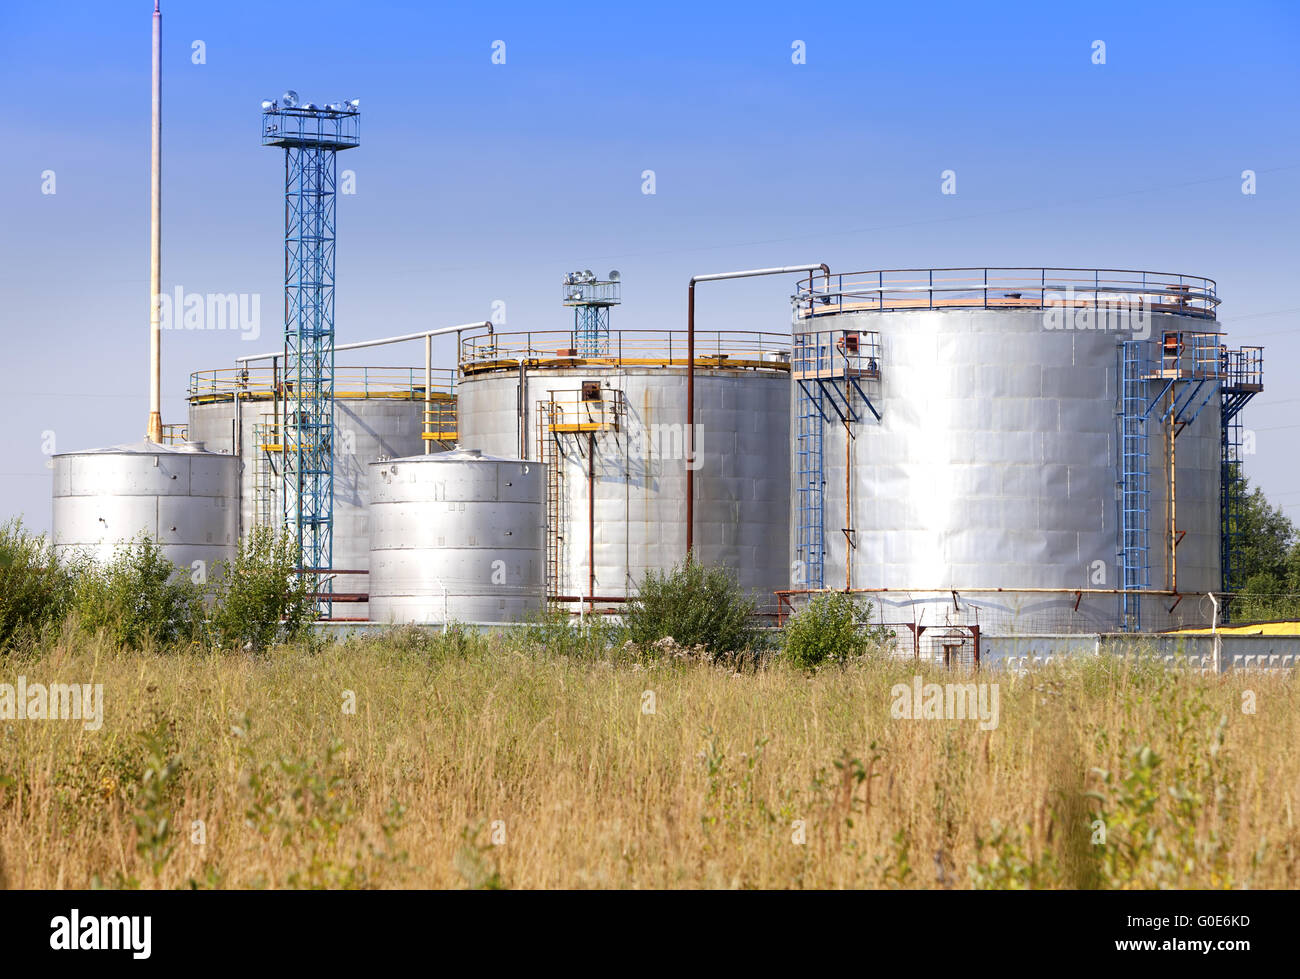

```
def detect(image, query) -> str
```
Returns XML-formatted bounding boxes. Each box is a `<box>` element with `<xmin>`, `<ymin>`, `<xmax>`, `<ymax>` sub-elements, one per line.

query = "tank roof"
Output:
<box><xmin>371</xmin><ymin>448</ymin><xmax>525</xmax><ymax>466</ymax></box>
<box><xmin>53</xmin><ymin>439</ymin><xmax>225</xmax><ymax>458</ymax></box>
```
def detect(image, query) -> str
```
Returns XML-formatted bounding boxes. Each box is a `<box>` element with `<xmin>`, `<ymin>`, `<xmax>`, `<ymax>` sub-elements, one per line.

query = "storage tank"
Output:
<box><xmin>788</xmin><ymin>268</ymin><xmax>1235</xmax><ymax>636</ymax></box>
<box><xmin>368</xmin><ymin>449</ymin><xmax>545</xmax><ymax>624</ymax></box>
<box><xmin>51</xmin><ymin>440</ymin><xmax>237</xmax><ymax>576</ymax></box>
<box><xmin>455</xmin><ymin>326</ymin><xmax>791</xmax><ymax>611</ymax></box>
<box><xmin>187</xmin><ymin>366</ymin><xmax>455</xmax><ymax>619</ymax></box>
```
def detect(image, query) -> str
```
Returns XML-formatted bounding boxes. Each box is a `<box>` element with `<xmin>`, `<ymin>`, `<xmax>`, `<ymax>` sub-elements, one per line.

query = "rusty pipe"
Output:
<box><xmin>588</xmin><ymin>430</ymin><xmax>596</xmax><ymax>612</ymax></box>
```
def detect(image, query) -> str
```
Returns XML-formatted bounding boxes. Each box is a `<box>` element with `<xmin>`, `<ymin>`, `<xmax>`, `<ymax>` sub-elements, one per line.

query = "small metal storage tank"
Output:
<box><xmin>368</xmin><ymin>449</ymin><xmax>545</xmax><ymax>624</ymax></box>
<box><xmin>187</xmin><ymin>366</ymin><xmax>455</xmax><ymax>618</ymax></box>
<box><xmin>51</xmin><ymin>440</ymin><xmax>237</xmax><ymax>575</ymax></box>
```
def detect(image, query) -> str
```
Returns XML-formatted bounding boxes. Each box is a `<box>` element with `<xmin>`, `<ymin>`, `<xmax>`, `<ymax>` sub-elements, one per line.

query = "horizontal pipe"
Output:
<box><xmin>689</xmin><ymin>265</ymin><xmax>831</xmax><ymax>285</ymax></box>
<box><xmin>775</xmin><ymin>587</ymin><xmax>1194</xmax><ymax>597</ymax></box>
<box><xmin>236</xmin><ymin>321</ymin><xmax>491</xmax><ymax>363</ymax></box>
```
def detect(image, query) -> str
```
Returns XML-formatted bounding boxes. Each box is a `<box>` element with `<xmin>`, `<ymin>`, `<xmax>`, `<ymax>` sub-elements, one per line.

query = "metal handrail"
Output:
<box><xmin>794</xmin><ymin>267</ymin><xmax>1220</xmax><ymax>321</ymax></box>
<box><xmin>189</xmin><ymin>366</ymin><xmax>458</xmax><ymax>400</ymax></box>
<box><xmin>458</xmin><ymin>327</ymin><xmax>791</xmax><ymax>369</ymax></box>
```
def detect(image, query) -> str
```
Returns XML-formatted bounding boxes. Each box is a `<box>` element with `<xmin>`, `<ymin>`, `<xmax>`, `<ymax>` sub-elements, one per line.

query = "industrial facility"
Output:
<box><xmin>48</xmin><ymin>4</ymin><xmax>1271</xmax><ymax>652</ymax></box>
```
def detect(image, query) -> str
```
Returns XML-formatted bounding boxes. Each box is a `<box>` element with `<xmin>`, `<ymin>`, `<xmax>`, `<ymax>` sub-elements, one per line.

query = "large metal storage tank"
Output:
<box><xmin>788</xmin><ymin>268</ymin><xmax>1230</xmax><ymax>636</ymax></box>
<box><xmin>187</xmin><ymin>367</ymin><xmax>454</xmax><ymax>619</ymax></box>
<box><xmin>51</xmin><ymin>440</ymin><xmax>237</xmax><ymax>575</ymax></box>
<box><xmin>455</xmin><ymin>327</ymin><xmax>791</xmax><ymax>610</ymax></box>
<box><xmin>368</xmin><ymin>450</ymin><xmax>545</xmax><ymax>624</ymax></box>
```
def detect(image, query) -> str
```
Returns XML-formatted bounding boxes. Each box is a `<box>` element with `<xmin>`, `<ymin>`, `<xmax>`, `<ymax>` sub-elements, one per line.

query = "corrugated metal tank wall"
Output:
<box><xmin>792</xmin><ymin>306</ymin><xmax>1222</xmax><ymax>633</ymax></box>
<box><xmin>188</xmin><ymin>392</ymin><xmax>435</xmax><ymax>619</ymax></box>
<box><xmin>457</xmin><ymin>367</ymin><xmax>790</xmax><ymax>609</ymax></box>
<box><xmin>51</xmin><ymin>442</ymin><xmax>237</xmax><ymax>576</ymax></box>
<box><xmin>368</xmin><ymin>450</ymin><xmax>545</xmax><ymax>624</ymax></box>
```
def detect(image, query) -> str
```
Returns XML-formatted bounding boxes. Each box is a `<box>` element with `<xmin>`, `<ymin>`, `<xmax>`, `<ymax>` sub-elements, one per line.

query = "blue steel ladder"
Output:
<box><xmin>795</xmin><ymin>355</ymin><xmax>826</xmax><ymax>589</ymax></box>
<box><xmin>1118</xmin><ymin>339</ymin><xmax>1151</xmax><ymax>630</ymax></box>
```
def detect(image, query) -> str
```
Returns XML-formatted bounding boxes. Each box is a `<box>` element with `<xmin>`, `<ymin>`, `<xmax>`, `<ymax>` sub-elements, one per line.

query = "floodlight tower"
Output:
<box><xmin>260</xmin><ymin>91</ymin><xmax>360</xmax><ymax>615</ymax></box>
<box><xmin>562</xmin><ymin>270</ymin><xmax>621</xmax><ymax>356</ymax></box>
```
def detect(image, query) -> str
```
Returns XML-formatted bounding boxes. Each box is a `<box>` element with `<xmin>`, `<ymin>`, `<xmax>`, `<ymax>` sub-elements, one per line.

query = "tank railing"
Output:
<box><xmin>1190</xmin><ymin>332</ymin><xmax>1223</xmax><ymax>378</ymax></box>
<box><xmin>792</xmin><ymin>329</ymin><xmax>882</xmax><ymax>379</ymax></box>
<box><xmin>160</xmin><ymin>423</ymin><xmax>189</xmax><ymax>445</ymax></box>
<box><xmin>794</xmin><ymin>268</ymin><xmax>1220</xmax><ymax>321</ymax></box>
<box><xmin>458</xmin><ymin>328</ymin><xmax>791</xmax><ymax>370</ymax></box>
<box><xmin>188</xmin><ymin>366</ymin><xmax>458</xmax><ymax>400</ymax></box>
<box><xmin>540</xmin><ymin>388</ymin><xmax>629</xmax><ymax>432</ymax></box>
<box><xmin>422</xmin><ymin>403</ymin><xmax>458</xmax><ymax>442</ymax></box>
<box><xmin>1224</xmin><ymin>346</ymin><xmax>1264</xmax><ymax>390</ymax></box>
<box><xmin>1151</xmin><ymin>331</ymin><xmax>1224</xmax><ymax>380</ymax></box>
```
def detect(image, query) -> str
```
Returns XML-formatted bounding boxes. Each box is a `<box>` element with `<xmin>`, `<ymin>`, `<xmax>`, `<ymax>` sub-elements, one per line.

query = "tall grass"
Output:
<box><xmin>0</xmin><ymin>634</ymin><xmax>1295</xmax><ymax>889</ymax></box>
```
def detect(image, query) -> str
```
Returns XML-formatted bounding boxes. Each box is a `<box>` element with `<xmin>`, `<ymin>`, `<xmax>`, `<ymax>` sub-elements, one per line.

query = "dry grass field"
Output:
<box><xmin>1</xmin><ymin>626</ymin><xmax>1297</xmax><ymax>889</ymax></box>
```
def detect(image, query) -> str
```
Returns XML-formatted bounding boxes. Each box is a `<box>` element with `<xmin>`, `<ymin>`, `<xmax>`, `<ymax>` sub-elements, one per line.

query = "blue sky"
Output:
<box><xmin>1</xmin><ymin>0</ymin><xmax>1297</xmax><ymax>532</ymax></box>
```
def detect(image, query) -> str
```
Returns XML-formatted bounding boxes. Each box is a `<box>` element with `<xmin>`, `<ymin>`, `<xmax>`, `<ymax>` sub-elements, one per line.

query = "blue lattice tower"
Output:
<box><xmin>261</xmin><ymin>93</ymin><xmax>360</xmax><ymax>616</ymax></box>
<box><xmin>562</xmin><ymin>270</ymin><xmax>620</xmax><ymax>357</ymax></box>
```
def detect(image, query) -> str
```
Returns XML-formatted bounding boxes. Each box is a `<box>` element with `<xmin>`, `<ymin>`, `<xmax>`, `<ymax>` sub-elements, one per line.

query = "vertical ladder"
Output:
<box><xmin>536</xmin><ymin>400</ymin><xmax>565</xmax><ymax>600</ymax></box>
<box><xmin>1119</xmin><ymin>340</ymin><xmax>1151</xmax><ymax>631</ymax></box>
<box><xmin>252</xmin><ymin>417</ymin><xmax>279</xmax><ymax>530</ymax></box>
<box><xmin>794</xmin><ymin>333</ymin><xmax>826</xmax><ymax>589</ymax></box>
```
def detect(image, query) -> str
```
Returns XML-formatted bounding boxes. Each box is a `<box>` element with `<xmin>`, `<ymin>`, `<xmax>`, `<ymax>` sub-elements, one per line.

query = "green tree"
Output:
<box><xmin>1231</xmin><ymin>477</ymin><xmax>1300</xmax><ymax>620</ymax></box>
<box><xmin>1233</xmin><ymin>482</ymin><xmax>1296</xmax><ymax>582</ymax></box>
<box><xmin>210</xmin><ymin>528</ymin><xmax>315</xmax><ymax>652</ymax></box>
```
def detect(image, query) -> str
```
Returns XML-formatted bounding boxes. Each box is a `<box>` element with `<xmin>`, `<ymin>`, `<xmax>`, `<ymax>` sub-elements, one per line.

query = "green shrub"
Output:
<box><xmin>781</xmin><ymin>592</ymin><xmax>893</xmax><ymax>669</ymax></box>
<box><xmin>624</xmin><ymin>556</ymin><xmax>759</xmax><ymax>656</ymax></box>
<box><xmin>210</xmin><ymin>528</ymin><xmax>315</xmax><ymax>652</ymax></box>
<box><xmin>0</xmin><ymin>518</ymin><xmax>77</xmax><ymax>649</ymax></box>
<box><xmin>72</xmin><ymin>536</ymin><xmax>204</xmax><ymax>649</ymax></box>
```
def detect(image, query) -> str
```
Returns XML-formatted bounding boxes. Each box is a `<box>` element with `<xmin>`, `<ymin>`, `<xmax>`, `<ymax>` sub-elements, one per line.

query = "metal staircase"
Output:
<box><xmin>1219</xmin><ymin>346</ymin><xmax>1264</xmax><ymax>606</ymax></box>
<box><xmin>1118</xmin><ymin>330</ymin><xmax>1238</xmax><ymax>631</ymax></box>
<box><xmin>792</xmin><ymin>329</ymin><xmax>881</xmax><ymax>590</ymax></box>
